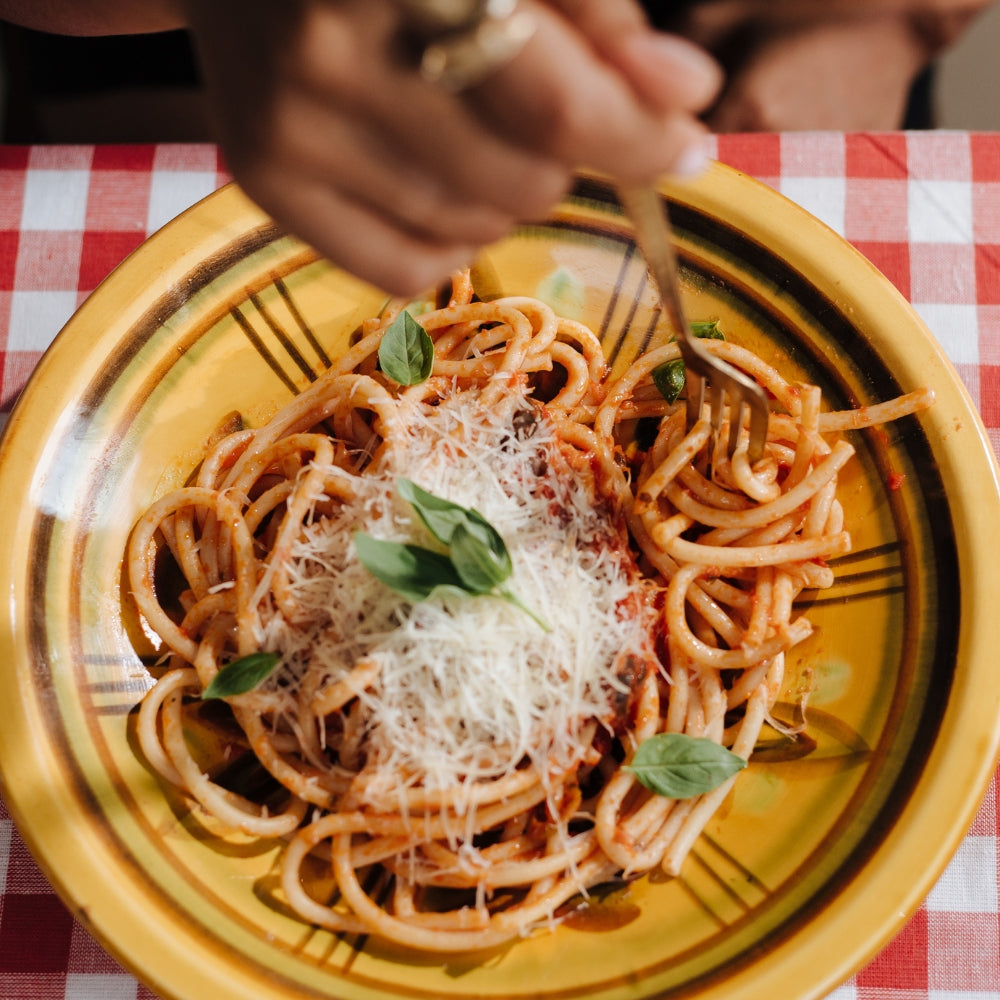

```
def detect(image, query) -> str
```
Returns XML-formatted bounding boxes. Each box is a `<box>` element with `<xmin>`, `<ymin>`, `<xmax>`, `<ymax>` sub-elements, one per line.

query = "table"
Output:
<box><xmin>0</xmin><ymin>133</ymin><xmax>997</xmax><ymax>999</ymax></box>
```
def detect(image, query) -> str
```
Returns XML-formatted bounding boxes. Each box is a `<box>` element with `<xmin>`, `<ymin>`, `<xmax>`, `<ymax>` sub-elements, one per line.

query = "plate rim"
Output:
<box><xmin>0</xmin><ymin>164</ymin><xmax>998</xmax><ymax>1000</ymax></box>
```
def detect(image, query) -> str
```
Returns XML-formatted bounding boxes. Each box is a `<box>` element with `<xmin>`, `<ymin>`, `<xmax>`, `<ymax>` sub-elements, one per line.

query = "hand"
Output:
<box><xmin>658</xmin><ymin>0</ymin><xmax>990</xmax><ymax>132</ymax></box>
<box><xmin>705</xmin><ymin>16</ymin><xmax>929</xmax><ymax>131</ymax></box>
<box><xmin>180</xmin><ymin>0</ymin><xmax>721</xmax><ymax>295</ymax></box>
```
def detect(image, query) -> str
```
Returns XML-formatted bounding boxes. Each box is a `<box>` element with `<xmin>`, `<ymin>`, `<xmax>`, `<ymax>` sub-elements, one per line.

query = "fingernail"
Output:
<box><xmin>671</xmin><ymin>139</ymin><xmax>709</xmax><ymax>179</ymax></box>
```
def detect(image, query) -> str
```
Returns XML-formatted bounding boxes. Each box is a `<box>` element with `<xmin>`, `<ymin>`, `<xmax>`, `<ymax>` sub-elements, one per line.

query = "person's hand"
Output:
<box><xmin>657</xmin><ymin>0</ymin><xmax>990</xmax><ymax>132</ymax></box>
<box><xmin>180</xmin><ymin>0</ymin><xmax>721</xmax><ymax>295</ymax></box>
<box><xmin>704</xmin><ymin>16</ymin><xmax>930</xmax><ymax>131</ymax></box>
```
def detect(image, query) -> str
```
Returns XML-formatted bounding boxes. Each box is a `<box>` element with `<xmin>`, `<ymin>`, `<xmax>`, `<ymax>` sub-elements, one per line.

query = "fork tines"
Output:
<box><xmin>617</xmin><ymin>184</ymin><xmax>770</xmax><ymax>465</ymax></box>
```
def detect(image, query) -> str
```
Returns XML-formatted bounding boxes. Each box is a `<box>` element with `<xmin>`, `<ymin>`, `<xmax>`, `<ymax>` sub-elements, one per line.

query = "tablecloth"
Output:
<box><xmin>0</xmin><ymin>133</ymin><xmax>997</xmax><ymax>999</ymax></box>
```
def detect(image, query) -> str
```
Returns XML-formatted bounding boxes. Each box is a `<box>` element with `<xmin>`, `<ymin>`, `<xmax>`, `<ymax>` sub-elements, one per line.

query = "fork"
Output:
<box><xmin>618</xmin><ymin>184</ymin><xmax>769</xmax><ymax>464</ymax></box>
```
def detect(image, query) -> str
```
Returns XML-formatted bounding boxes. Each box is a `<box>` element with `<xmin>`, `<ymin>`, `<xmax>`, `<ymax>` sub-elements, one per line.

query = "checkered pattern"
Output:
<box><xmin>0</xmin><ymin>137</ymin><xmax>997</xmax><ymax>998</ymax></box>
<box><xmin>0</xmin><ymin>144</ymin><xmax>228</xmax><ymax>417</ymax></box>
<box><xmin>708</xmin><ymin>132</ymin><xmax>1000</xmax><ymax>461</ymax></box>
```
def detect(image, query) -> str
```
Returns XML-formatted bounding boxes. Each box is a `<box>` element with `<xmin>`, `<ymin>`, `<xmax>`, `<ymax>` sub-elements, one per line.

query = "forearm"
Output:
<box><xmin>655</xmin><ymin>0</ymin><xmax>992</xmax><ymax>131</ymax></box>
<box><xmin>677</xmin><ymin>0</ymin><xmax>989</xmax><ymax>20</ymax></box>
<box><xmin>705</xmin><ymin>13</ymin><xmax>929</xmax><ymax>131</ymax></box>
<box><xmin>666</xmin><ymin>0</ymin><xmax>990</xmax><ymax>55</ymax></box>
<box><xmin>0</xmin><ymin>0</ymin><xmax>186</xmax><ymax>35</ymax></box>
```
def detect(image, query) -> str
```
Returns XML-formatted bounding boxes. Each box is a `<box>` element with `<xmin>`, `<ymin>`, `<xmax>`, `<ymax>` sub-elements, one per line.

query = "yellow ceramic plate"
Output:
<box><xmin>1</xmin><ymin>164</ymin><xmax>998</xmax><ymax>1000</ymax></box>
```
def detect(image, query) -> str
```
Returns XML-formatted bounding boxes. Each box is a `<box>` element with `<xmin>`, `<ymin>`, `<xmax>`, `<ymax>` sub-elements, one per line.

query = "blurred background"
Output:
<box><xmin>936</xmin><ymin>0</ymin><xmax>1000</xmax><ymax>128</ymax></box>
<box><xmin>0</xmin><ymin>23</ymin><xmax>210</xmax><ymax>143</ymax></box>
<box><xmin>0</xmin><ymin>4</ymin><xmax>998</xmax><ymax>143</ymax></box>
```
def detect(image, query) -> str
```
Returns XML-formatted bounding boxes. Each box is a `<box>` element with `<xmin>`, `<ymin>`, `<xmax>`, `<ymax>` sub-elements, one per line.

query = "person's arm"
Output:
<box><xmin>707</xmin><ymin>14</ymin><xmax>941</xmax><ymax>131</ymax></box>
<box><xmin>0</xmin><ymin>0</ymin><xmax>184</xmax><ymax>34</ymax></box>
<box><xmin>659</xmin><ymin>0</ymin><xmax>992</xmax><ymax>132</ymax></box>
<box><xmin>0</xmin><ymin>0</ymin><xmax>721</xmax><ymax>295</ymax></box>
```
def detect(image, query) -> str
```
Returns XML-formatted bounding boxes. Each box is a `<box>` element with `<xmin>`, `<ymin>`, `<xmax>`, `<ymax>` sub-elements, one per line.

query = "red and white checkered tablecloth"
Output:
<box><xmin>0</xmin><ymin>134</ymin><xmax>997</xmax><ymax>999</ymax></box>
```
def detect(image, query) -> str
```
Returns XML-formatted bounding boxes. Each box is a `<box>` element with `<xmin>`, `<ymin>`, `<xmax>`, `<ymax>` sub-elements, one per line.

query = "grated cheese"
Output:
<box><xmin>254</xmin><ymin>383</ymin><xmax>658</xmax><ymax>815</ymax></box>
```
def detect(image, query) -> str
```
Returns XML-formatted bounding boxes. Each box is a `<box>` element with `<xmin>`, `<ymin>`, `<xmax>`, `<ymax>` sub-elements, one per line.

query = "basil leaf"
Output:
<box><xmin>454</xmin><ymin>511</ymin><xmax>510</xmax><ymax>567</ymax></box>
<box><xmin>397</xmin><ymin>478</ymin><xmax>471</xmax><ymax>545</ymax></box>
<box><xmin>397</xmin><ymin>479</ymin><xmax>506</xmax><ymax>561</ymax></box>
<box><xmin>354</xmin><ymin>531</ymin><xmax>463</xmax><ymax>602</ymax></box>
<box><xmin>625</xmin><ymin>732</ymin><xmax>746</xmax><ymax>798</ymax></box>
<box><xmin>449</xmin><ymin>519</ymin><xmax>512</xmax><ymax>593</ymax></box>
<box><xmin>690</xmin><ymin>319</ymin><xmax>724</xmax><ymax>340</ymax></box>
<box><xmin>359</xmin><ymin>483</ymin><xmax>546</xmax><ymax>628</ymax></box>
<box><xmin>651</xmin><ymin>359</ymin><xmax>686</xmax><ymax>404</ymax></box>
<box><xmin>650</xmin><ymin>321</ymin><xmax>723</xmax><ymax>404</ymax></box>
<box><xmin>378</xmin><ymin>310</ymin><xmax>434</xmax><ymax>385</ymax></box>
<box><xmin>202</xmin><ymin>651</ymin><xmax>281</xmax><ymax>700</ymax></box>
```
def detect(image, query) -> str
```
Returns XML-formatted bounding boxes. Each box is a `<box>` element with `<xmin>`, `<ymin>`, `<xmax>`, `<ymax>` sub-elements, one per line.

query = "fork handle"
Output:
<box><xmin>618</xmin><ymin>184</ymin><xmax>702</xmax><ymax>428</ymax></box>
<box><xmin>618</xmin><ymin>185</ymin><xmax>688</xmax><ymax>341</ymax></box>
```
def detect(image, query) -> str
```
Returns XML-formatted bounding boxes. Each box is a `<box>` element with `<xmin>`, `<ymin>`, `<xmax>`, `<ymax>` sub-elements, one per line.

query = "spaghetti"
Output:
<box><xmin>128</xmin><ymin>271</ymin><xmax>933</xmax><ymax>952</ymax></box>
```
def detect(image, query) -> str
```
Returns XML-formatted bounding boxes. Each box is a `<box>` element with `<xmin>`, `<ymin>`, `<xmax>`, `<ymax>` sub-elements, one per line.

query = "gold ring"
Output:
<box><xmin>397</xmin><ymin>0</ymin><xmax>536</xmax><ymax>91</ymax></box>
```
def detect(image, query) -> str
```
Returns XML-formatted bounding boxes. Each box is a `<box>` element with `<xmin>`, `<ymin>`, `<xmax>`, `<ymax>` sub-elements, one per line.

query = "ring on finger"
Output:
<box><xmin>396</xmin><ymin>0</ymin><xmax>536</xmax><ymax>92</ymax></box>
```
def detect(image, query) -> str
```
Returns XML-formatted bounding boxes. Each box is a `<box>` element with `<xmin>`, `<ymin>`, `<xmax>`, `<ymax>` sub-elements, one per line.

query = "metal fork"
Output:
<box><xmin>618</xmin><ymin>184</ymin><xmax>769</xmax><ymax>464</ymax></box>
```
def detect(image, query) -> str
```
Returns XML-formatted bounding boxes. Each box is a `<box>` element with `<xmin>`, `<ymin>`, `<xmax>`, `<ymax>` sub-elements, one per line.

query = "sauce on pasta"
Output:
<box><xmin>128</xmin><ymin>270</ymin><xmax>933</xmax><ymax>952</ymax></box>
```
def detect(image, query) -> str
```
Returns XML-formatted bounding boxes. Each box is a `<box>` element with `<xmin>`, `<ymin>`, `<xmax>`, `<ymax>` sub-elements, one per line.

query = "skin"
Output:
<box><xmin>655</xmin><ymin>0</ymin><xmax>992</xmax><ymax>132</ymax></box>
<box><xmin>0</xmin><ymin>0</ymin><xmax>988</xmax><ymax>289</ymax></box>
<box><xmin>0</xmin><ymin>0</ymin><xmax>721</xmax><ymax>294</ymax></box>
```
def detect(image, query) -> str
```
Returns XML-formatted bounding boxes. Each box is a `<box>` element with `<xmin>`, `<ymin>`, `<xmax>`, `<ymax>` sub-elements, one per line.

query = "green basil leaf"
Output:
<box><xmin>651</xmin><ymin>359</ymin><xmax>686</xmax><ymax>404</ymax></box>
<box><xmin>690</xmin><ymin>319</ymin><xmax>724</xmax><ymax>340</ymax></box>
<box><xmin>202</xmin><ymin>651</ymin><xmax>281</xmax><ymax>700</ymax></box>
<box><xmin>354</xmin><ymin>531</ymin><xmax>463</xmax><ymax>602</ymax></box>
<box><xmin>456</xmin><ymin>510</ymin><xmax>509</xmax><ymax>564</ymax></box>
<box><xmin>397</xmin><ymin>479</ymin><xmax>506</xmax><ymax>560</ymax></box>
<box><xmin>378</xmin><ymin>310</ymin><xmax>434</xmax><ymax>385</ymax></box>
<box><xmin>359</xmin><ymin>483</ymin><xmax>546</xmax><ymax>628</ymax></box>
<box><xmin>397</xmin><ymin>478</ymin><xmax>471</xmax><ymax>545</ymax></box>
<box><xmin>449</xmin><ymin>519</ymin><xmax>511</xmax><ymax>593</ymax></box>
<box><xmin>650</xmin><ymin>320</ymin><xmax>723</xmax><ymax>404</ymax></box>
<box><xmin>624</xmin><ymin>732</ymin><xmax>746</xmax><ymax>799</ymax></box>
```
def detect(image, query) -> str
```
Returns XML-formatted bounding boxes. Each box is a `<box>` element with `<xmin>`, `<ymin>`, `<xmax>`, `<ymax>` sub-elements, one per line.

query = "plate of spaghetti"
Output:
<box><xmin>0</xmin><ymin>164</ymin><xmax>998</xmax><ymax>1000</ymax></box>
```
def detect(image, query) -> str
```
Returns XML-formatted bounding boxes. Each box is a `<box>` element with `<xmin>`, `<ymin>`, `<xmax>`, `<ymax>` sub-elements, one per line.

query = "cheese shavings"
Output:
<box><xmin>254</xmin><ymin>382</ymin><xmax>658</xmax><ymax>817</ymax></box>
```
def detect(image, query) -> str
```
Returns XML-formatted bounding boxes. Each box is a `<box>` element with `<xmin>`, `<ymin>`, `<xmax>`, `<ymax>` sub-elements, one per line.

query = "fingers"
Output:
<box><xmin>611</xmin><ymin>31</ymin><xmax>723</xmax><ymax>113</ymax></box>
<box><xmin>467</xmin><ymin>3</ymin><xmax>717</xmax><ymax>182</ymax></box>
<box><xmin>222</xmin><ymin>2</ymin><xmax>572</xmax><ymax>260</ymax></box>
<box><xmin>543</xmin><ymin>0</ymin><xmax>723</xmax><ymax>112</ymax></box>
<box><xmin>240</xmin><ymin>91</ymin><xmax>536</xmax><ymax>249</ymax></box>
<box><xmin>292</xmin><ymin>1</ymin><xmax>572</xmax><ymax>221</ymax></box>
<box><xmin>187</xmin><ymin>0</ymin><xmax>722</xmax><ymax>295</ymax></box>
<box><xmin>261</xmin><ymin>174</ymin><xmax>480</xmax><ymax>296</ymax></box>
